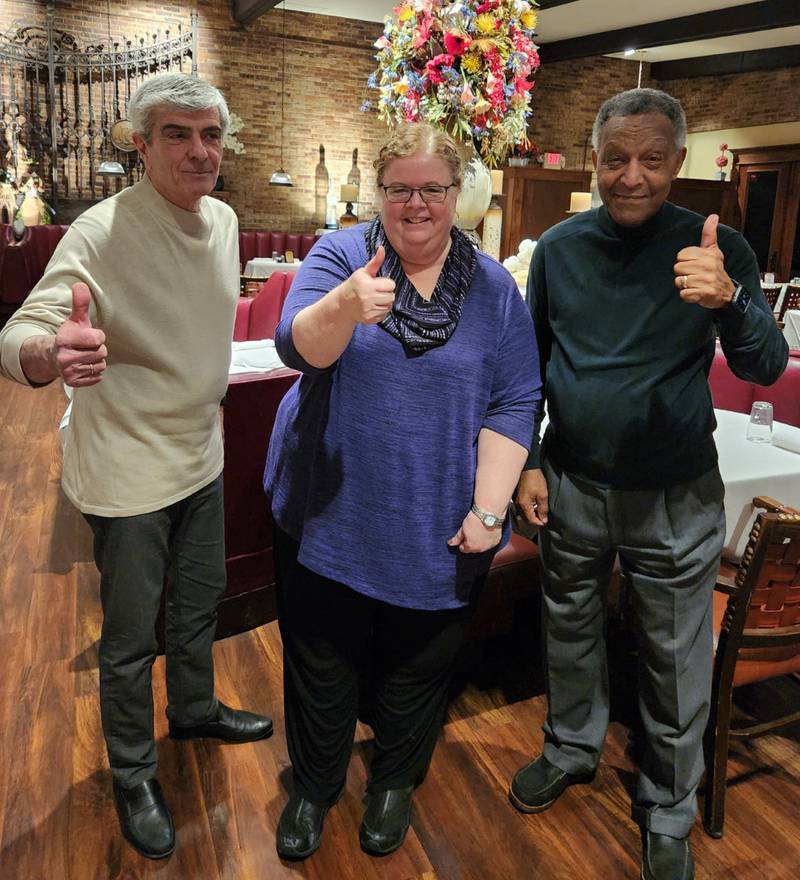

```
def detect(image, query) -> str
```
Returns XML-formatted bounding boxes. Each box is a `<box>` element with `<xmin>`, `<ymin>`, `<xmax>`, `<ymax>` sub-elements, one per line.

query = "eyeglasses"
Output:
<box><xmin>380</xmin><ymin>184</ymin><xmax>456</xmax><ymax>204</ymax></box>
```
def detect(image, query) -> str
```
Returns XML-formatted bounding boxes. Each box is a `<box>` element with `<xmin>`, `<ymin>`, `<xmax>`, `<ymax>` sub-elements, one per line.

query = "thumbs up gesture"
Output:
<box><xmin>338</xmin><ymin>246</ymin><xmax>396</xmax><ymax>325</ymax></box>
<box><xmin>673</xmin><ymin>214</ymin><xmax>736</xmax><ymax>309</ymax></box>
<box><xmin>53</xmin><ymin>282</ymin><xmax>107</xmax><ymax>387</ymax></box>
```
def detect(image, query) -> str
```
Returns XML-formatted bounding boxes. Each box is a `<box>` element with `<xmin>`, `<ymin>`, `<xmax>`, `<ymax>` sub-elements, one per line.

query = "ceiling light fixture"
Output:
<box><xmin>269</xmin><ymin>1</ymin><xmax>293</xmax><ymax>187</ymax></box>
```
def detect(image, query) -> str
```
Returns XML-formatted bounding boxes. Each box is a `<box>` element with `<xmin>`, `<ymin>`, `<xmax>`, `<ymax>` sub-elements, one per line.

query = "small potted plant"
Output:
<box><xmin>715</xmin><ymin>143</ymin><xmax>730</xmax><ymax>181</ymax></box>
<box><xmin>509</xmin><ymin>140</ymin><xmax>538</xmax><ymax>167</ymax></box>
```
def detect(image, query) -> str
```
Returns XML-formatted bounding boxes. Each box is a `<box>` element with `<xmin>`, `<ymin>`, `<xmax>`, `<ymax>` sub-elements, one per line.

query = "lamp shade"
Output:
<box><xmin>340</xmin><ymin>183</ymin><xmax>358</xmax><ymax>202</ymax></box>
<box><xmin>269</xmin><ymin>168</ymin><xmax>293</xmax><ymax>187</ymax></box>
<box><xmin>97</xmin><ymin>160</ymin><xmax>126</xmax><ymax>177</ymax></box>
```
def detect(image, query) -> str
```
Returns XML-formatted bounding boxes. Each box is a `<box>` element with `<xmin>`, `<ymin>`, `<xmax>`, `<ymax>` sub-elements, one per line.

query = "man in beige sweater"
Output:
<box><xmin>0</xmin><ymin>74</ymin><xmax>272</xmax><ymax>860</ymax></box>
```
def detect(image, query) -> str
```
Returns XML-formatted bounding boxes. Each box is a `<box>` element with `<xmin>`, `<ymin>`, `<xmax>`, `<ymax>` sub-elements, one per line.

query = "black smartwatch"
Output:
<box><xmin>727</xmin><ymin>281</ymin><xmax>750</xmax><ymax>316</ymax></box>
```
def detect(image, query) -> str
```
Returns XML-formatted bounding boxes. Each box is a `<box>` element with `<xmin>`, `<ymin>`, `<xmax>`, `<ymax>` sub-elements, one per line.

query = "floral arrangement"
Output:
<box><xmin>368</xmin><ymin>1</ymin><xmax>541</xmax><ymax>167</ymax></box>
<box><xmin>715</xmin><ymin>142</ymin><xmax>729</xmax><ymax>169</ymax></box>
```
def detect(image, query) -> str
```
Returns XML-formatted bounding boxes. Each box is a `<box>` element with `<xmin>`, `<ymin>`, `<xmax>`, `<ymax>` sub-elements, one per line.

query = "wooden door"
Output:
<box><xmin>732</xmin><ymin>145</ymin><xmax>800</xmax><ymax>280</ymax></box>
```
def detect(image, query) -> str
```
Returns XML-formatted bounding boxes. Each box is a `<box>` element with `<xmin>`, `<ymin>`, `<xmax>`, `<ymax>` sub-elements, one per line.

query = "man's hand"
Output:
<box><xmin>54</xmin><ymin>282</ymin><xmax>107</xmax><ymax>387</ymax></box>
<box><xmin>448</xmin><ymin>510</ymin><xmax>503</xmax><ymax>554</ymax></box>
<box><xmin>673</xmin><ymin>214</ymin><xmax>736</xmax><ymax>309</ymax></box>
<box><xmin>337</xmin><ymin>246</ymin><xmax>396</xmax><ymax>325</ymax></box>
<box><xmin>515</xmin><ymin>468</ymin><xmax>549</xmax><ymax>527</ymax></box>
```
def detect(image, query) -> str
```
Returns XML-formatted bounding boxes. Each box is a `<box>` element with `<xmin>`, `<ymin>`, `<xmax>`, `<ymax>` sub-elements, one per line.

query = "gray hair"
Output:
<box><xmin>592</xmin><ymin>88</ymin><xmax>687</xmax><ymax>151</ymax></box>
<box><xmin>128</xmin><ymin>73</ymin><xmax>229</xmax><ymax>142</ymax></box>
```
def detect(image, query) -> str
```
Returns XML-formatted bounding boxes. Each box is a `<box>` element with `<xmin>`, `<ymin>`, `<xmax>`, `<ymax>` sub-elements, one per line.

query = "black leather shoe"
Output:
<box><xmin>641</xmin><ymin>830</ymin><xmax>695</xmax><ymax>880</ymax></box>
<box><xmin>169</xmin><ymin>701</ymin><xmax>273</xmax><ymax>743</ymax></box>
<box><xmin>113</xmin><ymin>778</ymin><xmax>174</xmax><ymax>859</ymax></box>
<box><xmin>359</xmin><ymin>785</ymin><xmax>414</xmax><ymax>856</ymax></box>
<box><xmin>509</xmin><ymin>754</ymin><xmax>595</xmax><ymax>813</ymax></box>
<box><xmin>276</xmin><ymin>794</ymin><xmax>329</xmax><ymax>860</ymax></box>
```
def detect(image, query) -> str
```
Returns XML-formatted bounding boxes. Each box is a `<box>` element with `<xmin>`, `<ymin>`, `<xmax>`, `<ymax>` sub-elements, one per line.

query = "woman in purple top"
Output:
<box><xmin>265</xmin><ymin>123</ymin><xmax>541</xmax><ymax>860</ymax></box>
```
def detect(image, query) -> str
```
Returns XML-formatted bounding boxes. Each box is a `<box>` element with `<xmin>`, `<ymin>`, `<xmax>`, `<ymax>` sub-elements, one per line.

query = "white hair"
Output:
<box><xmin>592</xmin><ymin>88</ymin><xmax>687</xmax><ymax>151</ymax></box>
<box><xmin>128</xmin><ymin>73</ymin><xmax>229</xmax><ymax>142</ymax></box>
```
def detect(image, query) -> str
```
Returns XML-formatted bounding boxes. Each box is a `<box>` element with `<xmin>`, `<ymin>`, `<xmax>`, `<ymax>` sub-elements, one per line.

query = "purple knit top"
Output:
<box><xmin>264</xmin><ymin>224</ymin><xmax>541</xmax><ymax>610</ymax></box>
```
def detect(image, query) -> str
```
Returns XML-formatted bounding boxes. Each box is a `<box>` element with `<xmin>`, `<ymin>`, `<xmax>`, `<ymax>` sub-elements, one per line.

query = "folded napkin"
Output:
<box><xmin>229</xmin><ymin>339</ymin><xmax>286</xmax><ymax>374</ymax></box>
<box><xmin>773</xmin><ymin>423</ymin><xmax>800</xmax><ymax>454</ymax></box>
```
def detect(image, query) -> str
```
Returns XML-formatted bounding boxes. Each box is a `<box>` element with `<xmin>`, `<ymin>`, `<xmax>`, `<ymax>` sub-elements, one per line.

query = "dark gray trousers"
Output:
<box><xmin>539</xmin><ymin>457</ymin><xmax>725</xmax><ymax>838</ymax></box>
<box><xmin>84</xmin><ymin>475</ymin><xmax>226</xmax><ymax>788</ymax></box>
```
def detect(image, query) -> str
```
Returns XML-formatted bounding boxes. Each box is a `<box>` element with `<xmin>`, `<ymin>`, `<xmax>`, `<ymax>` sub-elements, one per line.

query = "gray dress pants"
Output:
<box><xmin>539</xmin><ymin>456</ymin><xmax>725</xmax><ymax>838</ymax></box>
<box><xmin>84</xmin><ymin>475</ymin><xmax>226</xmax><ymax>788</ymax></box>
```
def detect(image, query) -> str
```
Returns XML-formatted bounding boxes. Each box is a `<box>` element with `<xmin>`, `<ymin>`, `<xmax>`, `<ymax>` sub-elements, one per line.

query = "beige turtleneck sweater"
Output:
<box><xmin>0</xmin><ymin>176</ymin><xmax>239</xmax><ymax>516</ymax></box>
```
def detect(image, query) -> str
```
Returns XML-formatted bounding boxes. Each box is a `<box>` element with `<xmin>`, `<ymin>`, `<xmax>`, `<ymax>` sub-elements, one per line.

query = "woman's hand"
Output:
<box><xmin>448</xmin><ymin>510</ymin><xmax>503</xmax><ymax>554</ymax></box>
<box><xmin>337</xmin><ymin>245</ymin><xmax>396</xmax><ymax>325</ymax></box>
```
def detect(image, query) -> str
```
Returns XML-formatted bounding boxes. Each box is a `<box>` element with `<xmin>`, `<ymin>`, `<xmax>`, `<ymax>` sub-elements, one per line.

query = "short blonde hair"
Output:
<box><xmin>374</xmin><ymin>123</ymin><xmax>463</xmax><ymax>187</ymax></box>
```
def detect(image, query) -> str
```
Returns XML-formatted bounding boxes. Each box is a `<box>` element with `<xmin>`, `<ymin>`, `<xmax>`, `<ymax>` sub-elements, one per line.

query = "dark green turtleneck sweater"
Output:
<box><xmin>525</xmin><ymin>200</ymin><xmax>788</xmax><ymax>489</ymax></box>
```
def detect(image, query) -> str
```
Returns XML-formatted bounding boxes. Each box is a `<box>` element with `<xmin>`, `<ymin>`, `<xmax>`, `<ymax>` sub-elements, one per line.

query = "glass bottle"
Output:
<box><xmin>314</xmin><ymin>144</ymin><xmax>329</xmax><ymax>228</ymax></box>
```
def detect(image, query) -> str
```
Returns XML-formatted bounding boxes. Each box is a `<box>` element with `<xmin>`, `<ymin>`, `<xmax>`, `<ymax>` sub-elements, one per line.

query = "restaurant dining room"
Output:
<box><xmin>1</xmin><ymin>1</ymin><xmax>800</xmax><ymax>878</ymax></box>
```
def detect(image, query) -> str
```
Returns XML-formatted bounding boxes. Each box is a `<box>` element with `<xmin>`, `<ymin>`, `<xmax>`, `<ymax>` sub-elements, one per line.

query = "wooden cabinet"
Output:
<box><xmin>731</xmin><ymin>144</ymin><xmax>800</xmax><ymax>280</ymax></box>
<box><xmin>499</xmin><ymin>166</ymin><xmax>592</xmax><ymax>260</ymax></box>
<box><xmin>498</xmin><ymin>167</ymin><xmax>737</xmax><ymax>261</ymax></box>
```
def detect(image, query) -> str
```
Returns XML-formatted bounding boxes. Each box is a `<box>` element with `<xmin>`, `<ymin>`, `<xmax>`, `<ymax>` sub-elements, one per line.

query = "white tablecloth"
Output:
<box><xmin>243</xmin><ymin>258</ymin><xmax>302</xmax><ymax>278</ymax></box>
<box><xmin>536</xmin><ymin>408</ymin><xmax>800</xmax><ymax>560</ymax></box>
<box><xmin>782</xmin><ymin>310</ymin><xmax>800</xmax><ymax>349</ymax></box>
<box><xmin>715</xmin><ymin>408</ymin><xmax>800</xmax><ymax>558</ymax></box>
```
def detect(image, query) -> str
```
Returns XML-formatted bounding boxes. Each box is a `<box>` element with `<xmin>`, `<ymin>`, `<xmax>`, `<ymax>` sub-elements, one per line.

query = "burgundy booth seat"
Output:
<box><xmin>233</xmin><ymin>271</ymin><xmax>296</xmax><ymax>341</ymax></box>
<box><xmin>709</xmin><ymin>341</ymin><xmax>800</xmax><ymax>428</ymax></box>
<box><xmin>0</xmin><ymin>224</ymin><xmax>69</xmax><ymax>314</ymax></box>
<box><xmin>238</xmin><ymin>230</ymin><xmax>321</xmax><ymax>273</ymax></box>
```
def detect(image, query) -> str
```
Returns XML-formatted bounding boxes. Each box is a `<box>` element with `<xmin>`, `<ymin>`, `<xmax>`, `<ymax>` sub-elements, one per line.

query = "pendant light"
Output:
<box><xmin>269</xmin><ymin>1</ymin><xmax>293</xmax><ymax>186</ymax></box>
<box><xmin>98</xmin><ymin>0</ymin><xmax>126</xmax><ymax>177</ymax></box>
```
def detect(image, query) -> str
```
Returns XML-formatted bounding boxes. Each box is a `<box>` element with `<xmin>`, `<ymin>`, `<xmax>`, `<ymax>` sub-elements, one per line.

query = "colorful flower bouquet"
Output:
<box><xmin>715</xmin><ymin>143</ymin><xmax>729</xmax><ymax>170</ymax></box>
<box><xmin>369</xmin><ymin>1</ymin><xmax>541</xmax><ymax>167</ymax></box>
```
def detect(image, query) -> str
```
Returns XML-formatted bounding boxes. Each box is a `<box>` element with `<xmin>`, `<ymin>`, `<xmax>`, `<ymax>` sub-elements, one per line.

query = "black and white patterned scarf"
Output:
<box><xmin>365</xmin><ymin>216</ymin><xmax>477</xmax><ymax>355</ymax></box>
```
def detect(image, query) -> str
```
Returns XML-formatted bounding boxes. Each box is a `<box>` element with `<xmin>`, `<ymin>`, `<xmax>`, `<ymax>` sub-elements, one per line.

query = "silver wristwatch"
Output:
<box><xmin>470</xmin><ymin>503</ymin><xmax>506</xmax><ymax>529</ymax></box>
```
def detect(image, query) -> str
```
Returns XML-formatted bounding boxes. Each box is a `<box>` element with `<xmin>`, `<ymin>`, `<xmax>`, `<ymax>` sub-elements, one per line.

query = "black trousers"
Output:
<box><xmin>274</xmin><ymin>526</ymin><xmax>477</xmax><ymax>806</ymax></box>
<box><xmin>84</xmin><ymin>475</ymin><xmax>226</xmax><ymax>788</ymax></box>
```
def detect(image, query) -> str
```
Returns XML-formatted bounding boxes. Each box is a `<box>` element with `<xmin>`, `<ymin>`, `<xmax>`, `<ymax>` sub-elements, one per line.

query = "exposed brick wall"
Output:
<box><xmin>2</xmin><ymin>2</ymin><xmax>798</xmax><ymax>229</ymax></box>
<box><xmin>660</xmin><ymin>66</ymin><xmax>800</xmax><ymax>133</ymax></box>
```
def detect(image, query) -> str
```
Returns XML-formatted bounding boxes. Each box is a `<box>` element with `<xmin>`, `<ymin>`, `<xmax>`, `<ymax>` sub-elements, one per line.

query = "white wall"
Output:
<box><xmin>681</xmin><ymin>122</ymin><xmax>800</xmax><ymax>179</ymax></box>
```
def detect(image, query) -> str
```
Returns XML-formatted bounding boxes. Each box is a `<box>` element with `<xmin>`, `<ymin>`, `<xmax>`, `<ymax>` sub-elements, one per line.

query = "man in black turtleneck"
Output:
<box><xmin>508</xmin><ymin>89</ymin><xmax>788</xmax><ymax>880</ymax></box>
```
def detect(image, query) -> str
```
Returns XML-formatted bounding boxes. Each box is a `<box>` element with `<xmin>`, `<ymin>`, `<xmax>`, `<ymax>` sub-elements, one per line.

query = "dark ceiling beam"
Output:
<box><xmin>652</xmin><ymin>44</ymin><xmax>800</xmax><ymax>80</ymax></box>
<box><xmin>232</xmin><ymin>0</ymin><xmax>282</xmax><ymax>28</ymax></box>
<box><xmin>539</xmin><ymin>0</ymin><xmax>800</xmax><ymax>63</ymax></box>
<box><xmin>536</xmin><ymin>0</ymin><xmax>580</xmax><ymax>8</ymax></box>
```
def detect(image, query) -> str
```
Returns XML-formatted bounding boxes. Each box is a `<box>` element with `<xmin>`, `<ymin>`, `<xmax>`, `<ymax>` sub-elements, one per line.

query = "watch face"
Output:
<box><xmin>484</xmin><ymin>514</ymin><xmax>498</xmax><ymax>527</ymax></box>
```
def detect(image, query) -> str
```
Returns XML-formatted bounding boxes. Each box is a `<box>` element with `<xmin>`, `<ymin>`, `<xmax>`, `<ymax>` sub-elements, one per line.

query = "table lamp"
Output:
<box><xmin>339</xmin><ymin>183</ymin><xmax>359</xmax><ymax>228</ymax></box>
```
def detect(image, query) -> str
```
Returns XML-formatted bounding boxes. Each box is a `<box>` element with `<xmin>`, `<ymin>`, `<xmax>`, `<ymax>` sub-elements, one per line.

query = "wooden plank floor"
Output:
<box><xmin>1</xmin><ymin>379</ymin><xmax>800</xmax><ymax>879</ymax></box>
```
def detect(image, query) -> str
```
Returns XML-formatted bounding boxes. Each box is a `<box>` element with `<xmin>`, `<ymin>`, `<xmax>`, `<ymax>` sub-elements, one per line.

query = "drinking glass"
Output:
<box><xmin>746</xmin><ymin>401</ymin><xmax>774</xmax><ymax>443</ymax></box>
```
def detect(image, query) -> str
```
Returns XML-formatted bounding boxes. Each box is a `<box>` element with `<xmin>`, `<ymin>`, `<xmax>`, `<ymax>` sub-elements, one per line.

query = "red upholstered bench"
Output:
<box><xmin>234</xmin><ymin>272</ymin><xmax>296</xmax><ymax>341</ymax></box>
<box><xmin>238</xmin><ymin>230</ymin><xmax>321</xmax><ymax>272</ymax></box>
<box><xmin>709</xmin><ymin>341</ymin><xmax>800</xmax><ymax>427</ymax></box>
<box><xmin>0</xmin><ymin>223</ymin><xmax>69</xmax><ymax>316</ymax></box>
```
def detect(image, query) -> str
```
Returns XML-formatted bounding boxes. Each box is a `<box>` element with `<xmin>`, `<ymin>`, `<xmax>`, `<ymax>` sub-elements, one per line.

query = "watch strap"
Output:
<box><xmin>470</xmin><ymin>502</ymin><xmax>506</xmax><ymax>528</ymax></box>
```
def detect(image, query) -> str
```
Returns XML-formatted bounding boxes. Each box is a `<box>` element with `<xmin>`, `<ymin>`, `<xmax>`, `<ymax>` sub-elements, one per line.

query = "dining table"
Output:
<box><xmin>243</xmin><ymin>257</ymin><xmax>303</xmax><ymax>279</ymax></box>
<box><xmin>782</xmin><ymin>309</ymin><xmax>800</xmax><ymax>349</ymax></box>
<box><xmin>714</xmin><ymin>408</ymin><xmax>800</xmax><ymax>559</ymax></box>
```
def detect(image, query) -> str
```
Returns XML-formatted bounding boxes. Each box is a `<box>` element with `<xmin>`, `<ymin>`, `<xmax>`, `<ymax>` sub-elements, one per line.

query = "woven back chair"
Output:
<box><xmin>703</xmin><ymin>496</ymin><xmax>800</xmax><ymax>837</ymax></box>
<box><xmin>761</xmin><ymin>283</ymin><xmax>783</xmax><ymax>310</ymax></box>
<box><xmin>778</xmin><ymin>283</ymin><xmax>800</xmax><ymax>321</ymax></box>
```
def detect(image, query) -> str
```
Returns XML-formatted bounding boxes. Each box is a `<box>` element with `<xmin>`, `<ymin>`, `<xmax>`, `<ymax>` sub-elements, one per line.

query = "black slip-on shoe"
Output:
<box><xmin>113</xmin><ymin>778</ymin><xmax>174</xmax><ymax>859</ymax></box>
<box><xmin>359</xmin><ymin>785</ymin><xmax>414</xmax><ymax>856</ymax></box>
<box><xmin>641</xmin><ymin>830</ymin><xmax>695</xmax><ymax>880</ymax></box>
<box><xmin>276</xmin><ymin>794</ymin><xmax>329</xmax><ymax>860</ymax></box>
<box><xmin>169</xmin><ymin>701</ymin><xmax>273</xmax><ymax>743</ymax></box>
<box><xmin>509</xmin><ymin>754</ymin><xmax>595</xmax><ymax>814</ymax></box>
